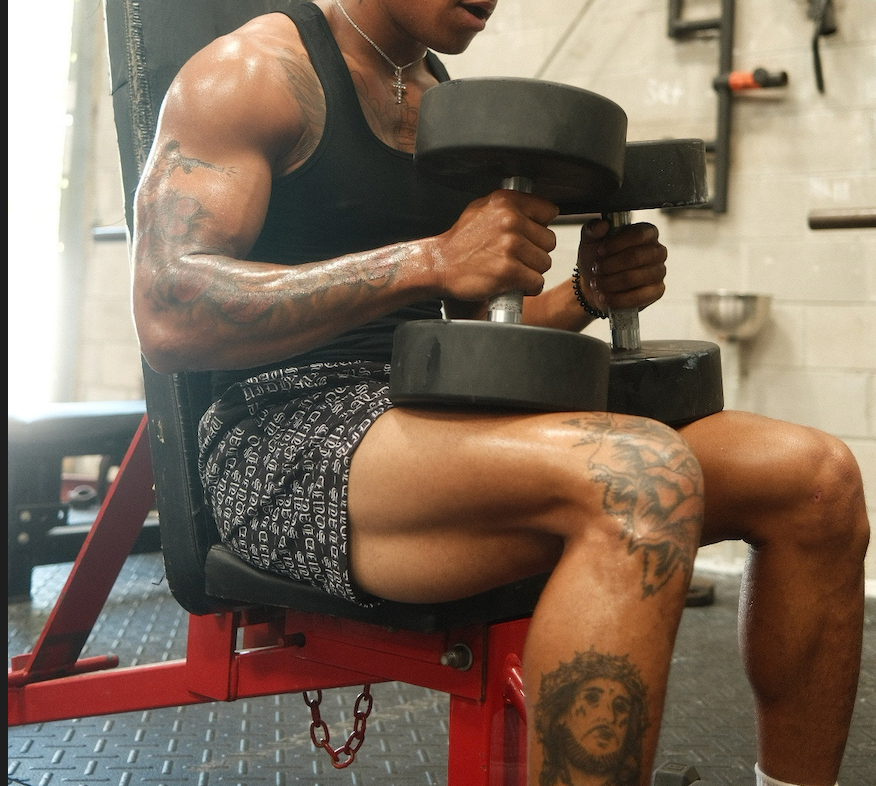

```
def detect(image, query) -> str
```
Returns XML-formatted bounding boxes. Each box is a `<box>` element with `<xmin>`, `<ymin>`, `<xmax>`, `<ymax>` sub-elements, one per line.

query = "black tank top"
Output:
<box><xmin>211</xmin><ymin>2</ymin><xmax>474</xmax><ymax>398</ymax></box>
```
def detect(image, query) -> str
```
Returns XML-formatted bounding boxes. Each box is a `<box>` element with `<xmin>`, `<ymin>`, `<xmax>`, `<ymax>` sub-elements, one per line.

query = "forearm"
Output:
<box><xmin>522</xmin><ymin>278</ymin><xmax>595</xmax><ymax>332</ymax></box>
<box><xmin>134</xmin><ymin>241</ymin><xmax>437</xmax><ymax>374</ymax></box>
<box><xmin>134</xmin><ymin>178</ymin><xmax>564</xmax><ymax>373</ymax></box>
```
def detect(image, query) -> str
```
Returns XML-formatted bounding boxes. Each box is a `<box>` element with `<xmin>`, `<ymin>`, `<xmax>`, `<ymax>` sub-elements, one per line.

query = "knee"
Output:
<box><xmin>816</xmin><ymin>435</ymin><xmax>870</xmax><ymax>557</ymax></box>
<box><xmin>778</xmin><ymin>427</ymin><xmax>869</xmax><ymax>557</ymax></box>
<box><xmin>565</xmin><ymin>416</ymin><xmax>704</xmax><ymax>573</ymax></box>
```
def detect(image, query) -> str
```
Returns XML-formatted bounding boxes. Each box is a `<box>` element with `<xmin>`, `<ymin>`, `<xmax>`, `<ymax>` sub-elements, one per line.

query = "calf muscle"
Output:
<box><xmin>348</xmin><ymin>407</ymin><xmax>703</xmax><ymax>783</ymax></box>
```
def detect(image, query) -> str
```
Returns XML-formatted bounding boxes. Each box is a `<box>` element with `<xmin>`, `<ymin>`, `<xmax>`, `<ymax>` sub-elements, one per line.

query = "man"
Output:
<box><xmin>131</xmin><ymin>1</ymin><xmax>869</xmax><ymax>784</ymax></box>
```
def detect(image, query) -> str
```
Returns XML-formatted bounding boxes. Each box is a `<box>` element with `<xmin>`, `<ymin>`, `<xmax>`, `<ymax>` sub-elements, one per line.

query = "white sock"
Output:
<box><xmin>754</xmin><ymin>762</ymin><xmax>838</xmax><ymax>786</ymax></box>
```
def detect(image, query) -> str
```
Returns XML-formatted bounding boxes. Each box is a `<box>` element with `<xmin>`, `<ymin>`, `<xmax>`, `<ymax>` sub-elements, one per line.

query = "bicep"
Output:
<box><xmin>129</xmin><ymin>46</ymin><xmax>293</xmax><ymax>356</ymax></box>
<box><xmin>134</xmin><ymin>110</ymin><xmax>274</xmax><ymax>268</ymax></box>
<box><xmin>133</xmin><ymin>37</ymin><xmax>306</xmax><ymax>268</ymax></box>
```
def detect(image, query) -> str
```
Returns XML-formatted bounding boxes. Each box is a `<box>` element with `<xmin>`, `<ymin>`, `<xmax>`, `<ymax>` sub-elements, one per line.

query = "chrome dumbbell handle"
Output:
<box><xmin>487</xmin><ymin>176</ymin><xmax>534</xmax><ymax>324</ymax></box>
<box><xmin>603</xmin><ymin>210</ymin><xmax>640</xmax><ymax>351</ymax></box>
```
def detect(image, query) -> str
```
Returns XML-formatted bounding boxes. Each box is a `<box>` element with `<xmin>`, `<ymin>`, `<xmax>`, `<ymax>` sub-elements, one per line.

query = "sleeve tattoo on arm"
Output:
<box><xmin>137</xmin><ymin>139</ymin><xmax>407</xmax><ymax>332</ymax></box>
<box><xmin>155</xmin><ymin>140</ymin><xmax>235</xmax><ymax>177</ymax></box>
<box><xmin>138</xmin><ymin>140</ymin><xmax>234</xmax><ymax>252</ymax></box>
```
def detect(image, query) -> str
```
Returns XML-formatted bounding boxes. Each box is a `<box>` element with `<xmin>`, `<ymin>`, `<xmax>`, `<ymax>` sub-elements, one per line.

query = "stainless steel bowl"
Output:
<box><xmin>696</xmin><ymin>291</ymin><xmax>772</xmax><ymax>341</ymax></box>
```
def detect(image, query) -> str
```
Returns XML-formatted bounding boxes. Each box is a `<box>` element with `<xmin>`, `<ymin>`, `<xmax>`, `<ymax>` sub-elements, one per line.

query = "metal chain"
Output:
<box><xmin>303</xmin><ymin>685</ymin><xmax>374</xmax><ymax>769</ymax></box>
<box><xmin>330</xmin><ymin>0</ymin><xmax>426</xmax><ymax>73</ymax></box>
<box><xmin>330</xmin><ymin>0</ymin><xmax>426</xmax><ymax>103</ymax></box>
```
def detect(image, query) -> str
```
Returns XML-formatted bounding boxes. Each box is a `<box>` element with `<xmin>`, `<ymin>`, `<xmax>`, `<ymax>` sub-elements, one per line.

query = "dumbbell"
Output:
<box><xmin>389</xmin><ymin>77</ymin><xmax>629</xmax><ymax>412</ymax></box>
<box><xmin>567</xmin><ymin>139</ymin><xmax>724</xmax><ymax>426</ymax></box>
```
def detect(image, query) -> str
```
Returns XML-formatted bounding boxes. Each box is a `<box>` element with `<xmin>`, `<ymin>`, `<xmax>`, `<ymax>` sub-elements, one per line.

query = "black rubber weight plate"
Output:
<box><xmin>415</xmin><ymin>77</ymin><xmax>628</xmax><ymax>212</ymax></box>
<box><xmin>566</xmin><ymin>138</ymin><xmax>709</xmax><ymax>214</ymax></box>
<box><xmin>608</xmin><ymin>340</ymin><xmax>724</xmax><ymax>426</ymax></box>
<box><xmin>390</xmin><ymin>319</ymin><xmax>611</xmax><ymax>412</ymax></box>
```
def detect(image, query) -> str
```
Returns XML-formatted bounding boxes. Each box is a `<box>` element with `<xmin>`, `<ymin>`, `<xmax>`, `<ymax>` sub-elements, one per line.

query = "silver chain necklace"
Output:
<box><xmin>331</xmin><ymin>0</ymin><xmax>427</xmax><ymax>104</ymax></box>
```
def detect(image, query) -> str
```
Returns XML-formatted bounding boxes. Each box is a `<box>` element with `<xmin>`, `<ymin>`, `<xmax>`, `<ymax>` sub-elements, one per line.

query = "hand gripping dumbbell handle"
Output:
<box><xmin>603</xmin><ymin>210</ymin><xmax>640</xmax><ymax>351</ymax></box>
<box><xmin>487</xmin><ymin>176</ymin><xmax>534</xmax><ymax>324</ymax></box>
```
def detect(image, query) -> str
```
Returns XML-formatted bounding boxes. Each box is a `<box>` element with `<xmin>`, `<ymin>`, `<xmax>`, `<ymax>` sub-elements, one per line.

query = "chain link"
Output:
<box><xmin>303</xmin><ymin>685</ymin><xmax>374</xmax><ymax>769</ymax></box>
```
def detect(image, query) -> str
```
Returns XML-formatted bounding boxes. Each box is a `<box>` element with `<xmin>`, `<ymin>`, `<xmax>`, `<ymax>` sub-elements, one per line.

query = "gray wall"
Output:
<box><xmin>79</xmin><ymin>0</ymin><xmax>874</xmax><ymax>581</ymax></box>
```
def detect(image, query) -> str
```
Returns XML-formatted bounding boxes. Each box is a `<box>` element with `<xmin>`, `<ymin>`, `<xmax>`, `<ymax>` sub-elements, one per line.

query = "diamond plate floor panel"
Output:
<box><xmin>9</xmin><ymin>553</ymin><xmax>875</xmax><ymax>785</ymax></box>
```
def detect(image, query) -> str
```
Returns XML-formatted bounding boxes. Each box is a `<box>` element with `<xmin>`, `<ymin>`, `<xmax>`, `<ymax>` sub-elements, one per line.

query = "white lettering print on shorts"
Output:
<box><xmin>199</xmin><ymin>362</ymin><xmax>392</xmax><ymax>606</ymax></box>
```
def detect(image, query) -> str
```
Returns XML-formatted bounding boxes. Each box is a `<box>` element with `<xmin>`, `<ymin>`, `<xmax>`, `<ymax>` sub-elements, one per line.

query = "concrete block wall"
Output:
<box><xmin>76</xmin><ymin>12</ymin><xmax>143</xmax><ymax>404</ymax></box>
<box><xmin>78</xmin><ymin>50</ymin><xmax>144</xmax><ymax>403</ymax></box>
<box><xmin>80</xmin><ymin>0</ymin><xmax>874</xmax><ymax>583</ymax></box>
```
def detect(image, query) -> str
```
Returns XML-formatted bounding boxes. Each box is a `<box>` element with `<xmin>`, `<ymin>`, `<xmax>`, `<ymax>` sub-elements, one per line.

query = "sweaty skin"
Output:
<box><xmin>132</xmin><ymin>2</ymin><xmax>870</xmax><ymax>784</ymax></box>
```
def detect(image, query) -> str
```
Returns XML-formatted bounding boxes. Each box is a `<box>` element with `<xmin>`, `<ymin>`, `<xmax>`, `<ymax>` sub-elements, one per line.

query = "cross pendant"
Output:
<box><xmin>392</xmin><ymin>68</ymin><xmax>406</xmax><ymax>104</ymax></box>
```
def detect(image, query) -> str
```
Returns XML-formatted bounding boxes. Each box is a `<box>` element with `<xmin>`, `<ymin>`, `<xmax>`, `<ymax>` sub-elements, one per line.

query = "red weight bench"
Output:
<box><xmin>8</xmin><ymin>2</ymin><xmax>544</xmax><ymax>782</ymax></box>
<box><xmin>7</xmin><ymin>389</ymin><xmax>542</xmax><ymax>783</ymax></box>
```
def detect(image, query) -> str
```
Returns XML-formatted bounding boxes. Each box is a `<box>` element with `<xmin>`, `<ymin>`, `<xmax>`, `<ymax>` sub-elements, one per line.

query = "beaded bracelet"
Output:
<box><xmin>571</xmin><ymin>265</ymin><xmax>609</xmax><ymax>319</ymax></box>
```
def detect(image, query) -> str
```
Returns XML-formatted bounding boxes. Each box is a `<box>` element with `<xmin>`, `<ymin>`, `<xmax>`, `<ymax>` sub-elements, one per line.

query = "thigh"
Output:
<box><xmin>347</xmin><ymin>407</ymin><xmax>569</xmax><ymax>602</ymax></box>
<box><xmin>347</xmin><ymin>406</ymin><xmax>695</xmax><ymax>603</ymax></box>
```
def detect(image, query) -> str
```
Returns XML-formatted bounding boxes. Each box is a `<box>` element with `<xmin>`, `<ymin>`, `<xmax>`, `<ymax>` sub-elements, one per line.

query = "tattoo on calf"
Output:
<box><xmin>536</xmin><ymin>649</ymin><xmax>647</xmax><ymax>786</ymax></box>
<box><xmin>564</xmin><ymin>415</ymin><xmax>703</xmax><ymax>599</ymax></box>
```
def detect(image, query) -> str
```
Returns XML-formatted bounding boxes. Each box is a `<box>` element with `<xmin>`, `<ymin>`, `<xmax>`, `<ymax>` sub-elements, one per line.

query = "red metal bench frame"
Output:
<box><xmin>8</xmin><ymin>417</ymin><xmax>530</xmax><ymax>785</ymax></box>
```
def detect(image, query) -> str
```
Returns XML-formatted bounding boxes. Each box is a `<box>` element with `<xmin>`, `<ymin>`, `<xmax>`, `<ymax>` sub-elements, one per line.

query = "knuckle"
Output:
<box><xmin>495</xmin><ymin>209</ymin><xmax>522</xmax><ymax>234</ymax></box>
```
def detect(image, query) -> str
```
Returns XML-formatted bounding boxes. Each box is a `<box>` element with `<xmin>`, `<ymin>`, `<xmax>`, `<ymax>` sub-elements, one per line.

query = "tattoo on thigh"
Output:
<box><xmin>535</xmin><ymin>649</ymin><xmax>647</xmax><ymax>786</ymax></box>
<box><xmin>564</xmin><ymin>415</ymin><xmax>703</xmax><ymax>599</ymax></box>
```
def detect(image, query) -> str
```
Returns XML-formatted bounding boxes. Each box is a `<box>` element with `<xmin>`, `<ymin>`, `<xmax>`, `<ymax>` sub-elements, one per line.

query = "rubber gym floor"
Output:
<box><xmin>8</xmin><ymin>549</ymin><xmax>876</xmax><ymax>786</ymax></box>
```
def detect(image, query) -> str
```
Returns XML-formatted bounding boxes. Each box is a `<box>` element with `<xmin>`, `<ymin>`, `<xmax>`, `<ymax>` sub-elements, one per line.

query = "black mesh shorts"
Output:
<box><xmin>198</xmin><ymin>361</ymin><xmax>393</xmax><ymax>606</ymax></box>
